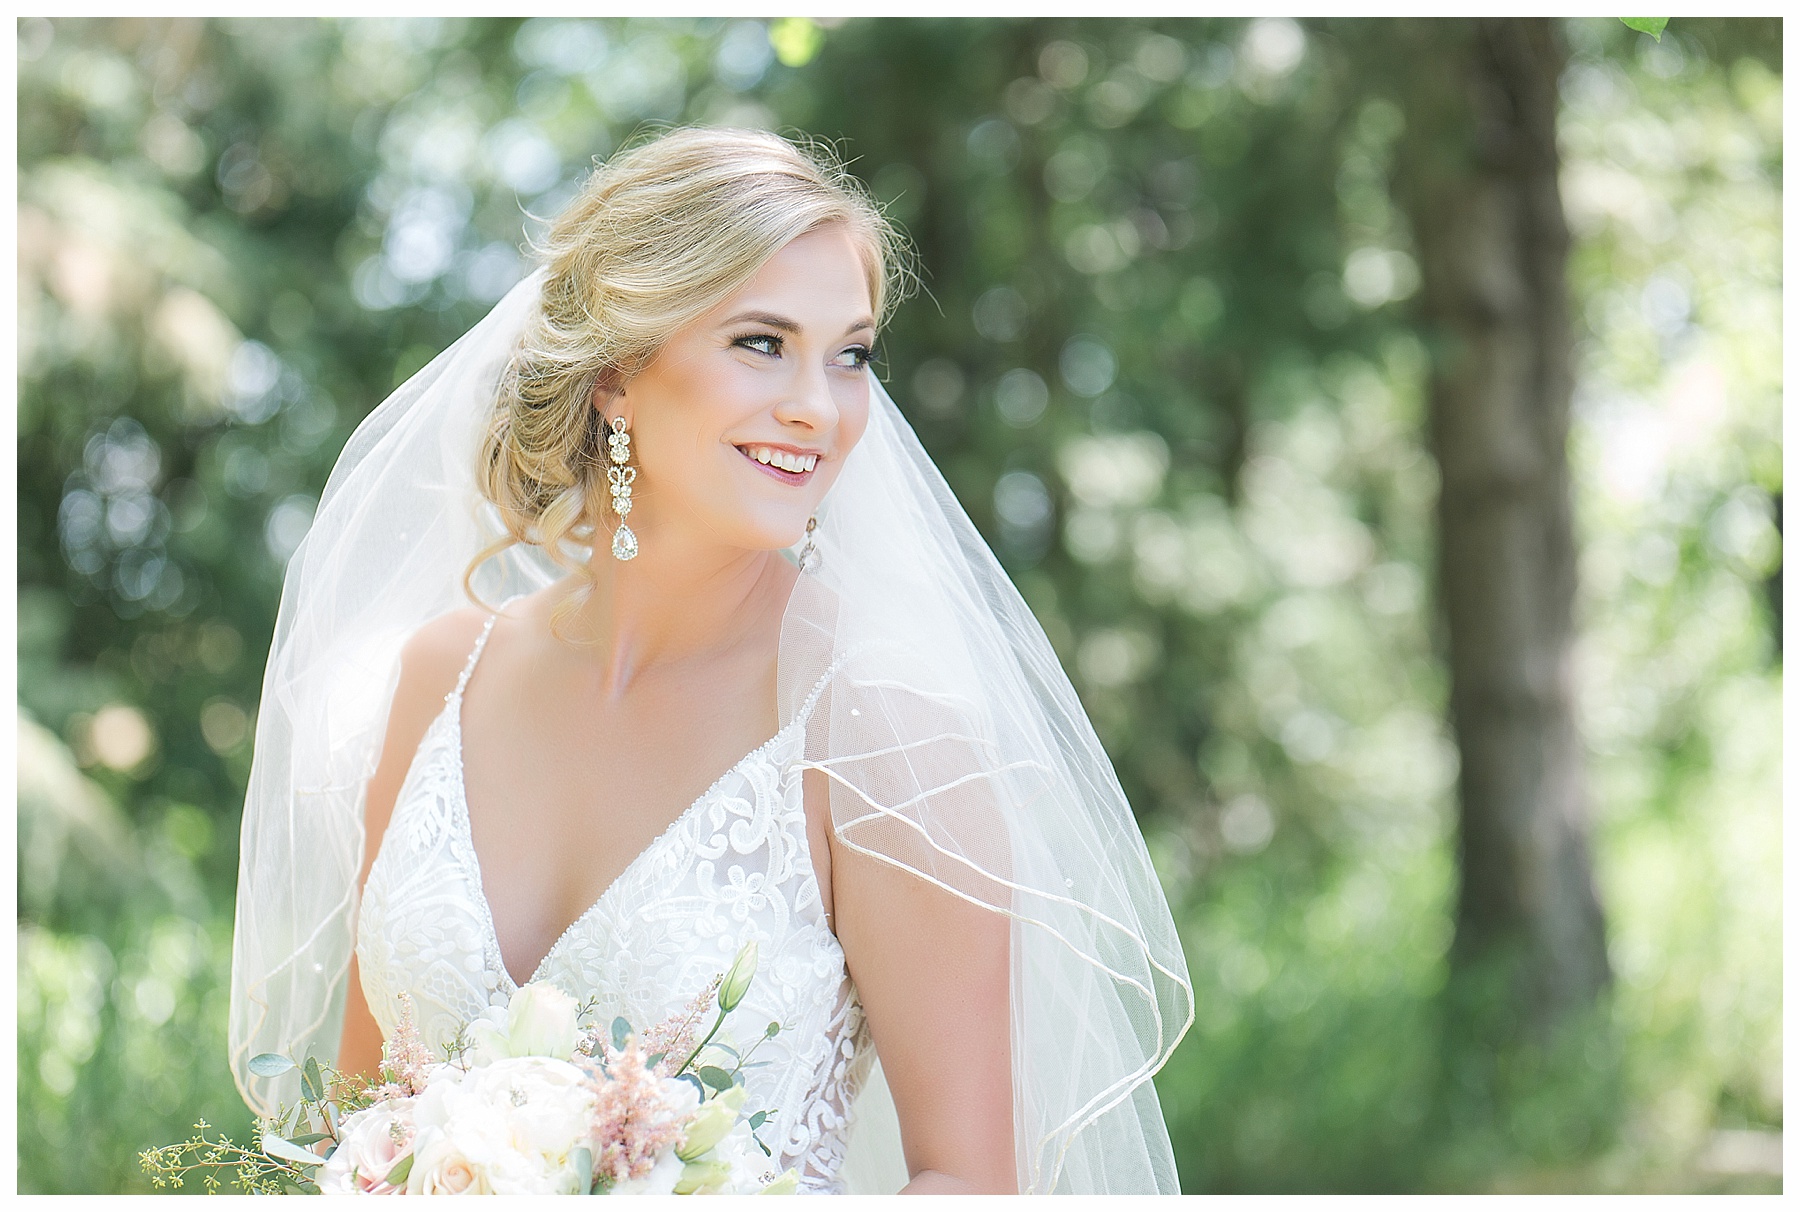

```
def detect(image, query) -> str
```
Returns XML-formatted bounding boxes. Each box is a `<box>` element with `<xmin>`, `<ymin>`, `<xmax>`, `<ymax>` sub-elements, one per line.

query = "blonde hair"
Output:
<box><xmin>465</xmin><ymin>126</ymin><xmax>911</xmax><ymax>631</ymax></box>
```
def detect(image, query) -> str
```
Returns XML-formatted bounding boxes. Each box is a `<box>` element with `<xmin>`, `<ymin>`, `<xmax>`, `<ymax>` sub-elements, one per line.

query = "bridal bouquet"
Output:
<box><xmin>143</xmin><ymin>942</ymin><xmax>797</xmax><ymax>1195</ymax></box>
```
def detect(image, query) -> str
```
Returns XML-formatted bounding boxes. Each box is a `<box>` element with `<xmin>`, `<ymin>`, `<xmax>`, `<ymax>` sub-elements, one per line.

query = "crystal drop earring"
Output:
<box><xmin>606</xmin><ymin>416</ymin><xmax>638</xmax><ymax>561</ymax></box>
<box><xmin>797</xmin><ymin>514</ymin><xmax>819</xmax><ymax>572</ymax></box>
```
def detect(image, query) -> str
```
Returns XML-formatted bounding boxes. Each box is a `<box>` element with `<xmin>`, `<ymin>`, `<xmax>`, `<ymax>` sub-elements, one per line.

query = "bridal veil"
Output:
<box><xmin>228</xmin><ymin>266</ymin><xmax>1194</xmax><ymax>1193</ymax></box>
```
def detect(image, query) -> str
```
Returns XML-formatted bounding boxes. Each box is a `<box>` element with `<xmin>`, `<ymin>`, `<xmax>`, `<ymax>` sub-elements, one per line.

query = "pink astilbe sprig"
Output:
<box><xmin>584</xmin><ymin>1038</ymin><xmax>690</xmax><ymax>1187</ymax></box>
<box><xmin>637</xmin><ymin>975</ymin><xmax>722</xmax><ymax>1077</ymax></box>
<box><xmin>378</xmin><ymin>992</ymin><xmax>434</xmax><ymax>1098</ymax></box>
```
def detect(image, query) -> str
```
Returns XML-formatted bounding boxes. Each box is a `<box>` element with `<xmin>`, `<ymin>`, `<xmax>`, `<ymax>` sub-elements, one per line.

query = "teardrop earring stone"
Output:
<box><xmin>612</xmin><ymin>523</ymin><xmax>638</xmax><ymax>561</ymax></box>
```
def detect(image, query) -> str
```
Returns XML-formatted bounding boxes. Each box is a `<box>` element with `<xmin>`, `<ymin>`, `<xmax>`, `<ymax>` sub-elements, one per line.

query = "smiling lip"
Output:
<box><xmin>735</xmin><ymin>443</ymin><xmax>821</xmax><ymax>485</ymax></box>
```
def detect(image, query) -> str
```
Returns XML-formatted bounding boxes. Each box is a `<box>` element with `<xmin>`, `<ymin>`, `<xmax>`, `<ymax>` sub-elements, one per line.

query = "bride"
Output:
<box><xmin>229</xmin><ymin>127</ymin><xmax>1192</xmax><ymax>1194</ymax></box>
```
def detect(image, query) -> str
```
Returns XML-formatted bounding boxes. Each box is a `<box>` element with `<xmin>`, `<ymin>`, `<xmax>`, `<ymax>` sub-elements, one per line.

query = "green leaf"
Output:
<box><xmin>748</xmin><ymin>1110</ymin><xmax>768</xmax><ymax>1130</ymax></box>
<box><xmin>301</xmin><ymin>1057</ymin><xmax>325</xmax><ymax>1104</ymax></box>
<box><xmin>611</xmin><ymin>1016</ymin><xmax>633</xmax><ymax>1051</ymax></box>
<box><xmin>568</xmin><ymin>1146</ymin><xmax>591</xmax><ymax>1190</ymax></box>
<box><xmin>260</xmin><ymin>1133</ymin><xmax>323</xmax><ymax>1170</ymax></box>
<box><xmin>765</xmin><ymin>1021</ymin><xmax>781</xmax><ymax>1039</ymax></box>
<box><xmin>675</xmin><ymin>1072</ymin><xmax>706</xmax><ymax>1101</ymax></box>
<box><xmin>645</xmin><ymin>1051</ymin><xmax>667</xmax><ymax>1070</ymax></box>
<box><xmin>698</xmin><ymin>1065</ymin><xmax>735</xmax><ymax>1092</ymax></box>
<box><xmin>383</xmin><ymin>1152</ymin><xmax>414</xmax><ymax>1187</ymax></box>
<box><xmin>288</xmin><ymin>1132</ymin><xmax>329</xmax><ymax>1146</ymax></box>
<box><xmin>1618</xmin><ymin>17</ymin><xmax>1668</xmax><ymax>40</ymax></box>
<box><xmin>249</xmin><ymin>1053</ymin><xmax>296</xmax><ymax>1077</ymax></box>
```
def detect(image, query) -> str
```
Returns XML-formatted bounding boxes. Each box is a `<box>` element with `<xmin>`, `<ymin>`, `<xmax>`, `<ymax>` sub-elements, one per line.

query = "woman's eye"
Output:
<box><xmin>833</xmin><ymin>345</ymin><xmax>874</xmax><ymax>370</ymax></box>
<box><xmin>735</xmin><ymin>333</ymin><xmax>783</xmax><ymax>357</ymax></box>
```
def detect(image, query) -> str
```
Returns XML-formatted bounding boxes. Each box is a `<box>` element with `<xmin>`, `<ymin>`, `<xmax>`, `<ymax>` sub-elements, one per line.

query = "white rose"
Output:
<box><xmin>404</xmin><ymin>1126</ymin><xmax>492</xmax><ymax>1195</ymax></box>
<box><xmin>503</xmin><ymin>983</ymin><xmax>579</xmax><ymax>1061</ymax></box>
<box><xmin>316</xmin><ymin>1102</ymin><xmax>414</xmax><ymax>1195</ymax></box>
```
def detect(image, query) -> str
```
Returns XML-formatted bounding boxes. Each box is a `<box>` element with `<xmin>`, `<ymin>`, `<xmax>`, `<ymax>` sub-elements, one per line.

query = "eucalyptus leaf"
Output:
<box><xmin>749</xmin><ymin>1110</ymin><xmax>768</xmax><ymax>1129</ymax></box>
<box><xmin>1619</xmin><ymin>17</ymin><xmax>1668</xmax><ymax>40</ymax></box>
<box><xmin>676</xmin><ymin>1072</ymin><xmax>706</xmax><ymax>1101</ymax></box>
<box><xmin>698</xmin><ymin>1065</ymin><xmax>734</xmax><ymax>1091</ymax></box>
<box><xmin>261</xmin><ymin>1133</ymin><xmax>324</xmax><ymax>1169</ymax></box>
<box><xmin>645</xmin><ymin>1051</ymin><xmax>667</xmax><ymax>1070</ymax></box>
<box><xmin>383</xmin><ymin>1152</ymin><xmax>414</xmax><ymax>1187</ymax></box>
<box><xmin>611</xmin><ymin>1016</ymin><xmax>633</xmax><ymax>1051</ymax></box>
<box><xmin>569</xmin><ymin>1146</ymin><xmax>592</xmax><ymax>1189</ymax></box>
<box><xmin>248</xmin><ymin>1053</ymin><xmax>295</xmax><ymax>1077</ymax></box>
<box><xmin>301</xmin><ymin>1057</ymin><xmax>324</xmax><ymax>1104</ymax></box>
<box><xmin>288</xmin><ymin>1132</ymin><xmax>329</xmax><ymax>1146</ymax></box>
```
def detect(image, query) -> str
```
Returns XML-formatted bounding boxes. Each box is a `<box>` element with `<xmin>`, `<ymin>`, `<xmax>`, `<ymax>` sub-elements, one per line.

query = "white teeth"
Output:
<box><xmin>743</xmin><ymin>446</ymin><xmax>817</xmax><ymax>474</ymax></box>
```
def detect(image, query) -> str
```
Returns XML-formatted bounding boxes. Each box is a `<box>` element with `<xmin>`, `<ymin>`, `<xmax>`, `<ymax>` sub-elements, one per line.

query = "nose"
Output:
<box><xmin>772</xmin><ymin>358</ymin><xmax>840</xmax><ymax>435</ymax></box>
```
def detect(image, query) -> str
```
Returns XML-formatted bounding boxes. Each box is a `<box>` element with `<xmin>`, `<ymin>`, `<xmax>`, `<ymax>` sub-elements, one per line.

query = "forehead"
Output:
<box><xmin>721</xmin><ymin>225</ymin><xmax>875</xmax><ymax>319</ymax></box>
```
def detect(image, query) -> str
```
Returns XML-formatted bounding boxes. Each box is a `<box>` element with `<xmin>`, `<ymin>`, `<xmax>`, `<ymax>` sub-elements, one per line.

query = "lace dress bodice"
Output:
<box><xmin>355</xmin><ymin>608</ymin><xmax>873</xmax><ymax>1192</ymax></box>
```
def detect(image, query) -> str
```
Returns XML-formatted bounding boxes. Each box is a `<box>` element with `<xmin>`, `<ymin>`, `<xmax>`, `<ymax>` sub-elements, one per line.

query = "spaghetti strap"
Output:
<box><xmin>448</xmin><ymin>595</ymin><xmax>524</xmax><ymax>704</ymax></box>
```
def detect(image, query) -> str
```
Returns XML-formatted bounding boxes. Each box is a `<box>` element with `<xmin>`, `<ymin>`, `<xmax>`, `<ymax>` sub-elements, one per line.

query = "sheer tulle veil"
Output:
<box><xmin>228</xmin><ymin>266</ymin><xmax>1195</xmax><ymax>1193</ymax></box>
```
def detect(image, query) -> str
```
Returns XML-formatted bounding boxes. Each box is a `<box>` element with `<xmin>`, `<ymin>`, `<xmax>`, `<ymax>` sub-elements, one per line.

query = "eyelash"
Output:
<box><xmin>733</xmin><ymin>332</ymin><xmax>874</xmax><ymax>370</ymax></box>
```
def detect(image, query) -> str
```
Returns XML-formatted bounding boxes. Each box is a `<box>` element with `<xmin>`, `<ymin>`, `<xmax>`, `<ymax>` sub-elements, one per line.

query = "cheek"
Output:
<box><xmin>634</xmin><ymin>385</ymin><xmax>741</xmax><ymax>490</ymax></box>
<box><xmin>836</xmin><ymin>383</ymin><xmax>873</xmax><ymax>453</ymax></box>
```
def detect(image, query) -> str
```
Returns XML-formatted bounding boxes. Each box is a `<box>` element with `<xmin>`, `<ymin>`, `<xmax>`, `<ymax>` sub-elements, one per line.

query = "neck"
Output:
<box><xmin>561</xmin><ymin>511</ymin><xmax>788</xmax><ymax>697</ymax></box>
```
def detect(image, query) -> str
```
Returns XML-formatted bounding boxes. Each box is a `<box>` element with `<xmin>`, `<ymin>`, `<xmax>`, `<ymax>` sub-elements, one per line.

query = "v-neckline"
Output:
<box><xmin>447</xmin><ymin>670</ymin><xmax>801</xmax><ymax>992</ymax></box>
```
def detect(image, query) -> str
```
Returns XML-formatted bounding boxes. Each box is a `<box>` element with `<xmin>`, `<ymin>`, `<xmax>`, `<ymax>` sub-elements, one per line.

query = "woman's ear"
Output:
<box><xmin>591</xmin><ymin>375</ymin><xmax>628</xmax><ymax>428</ymax></box>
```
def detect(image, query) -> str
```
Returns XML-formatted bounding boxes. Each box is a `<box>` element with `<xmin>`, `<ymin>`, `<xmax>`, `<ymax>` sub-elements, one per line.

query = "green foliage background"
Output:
<box><xmin>15</xmin><ymin>17</ymin><xmax>1781</xmax><ymax>1194</ymax></box>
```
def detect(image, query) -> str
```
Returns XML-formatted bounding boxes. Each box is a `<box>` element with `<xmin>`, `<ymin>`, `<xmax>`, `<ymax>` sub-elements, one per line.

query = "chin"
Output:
<box><xmin>711</xmin><ymin>513</ymin><xmax>813</xmax><ymax>555</ymax></box>
<box><xmin>698</xmin><ymin>481</ymin><xmax>825</xmax><ymax>553</ymax></box>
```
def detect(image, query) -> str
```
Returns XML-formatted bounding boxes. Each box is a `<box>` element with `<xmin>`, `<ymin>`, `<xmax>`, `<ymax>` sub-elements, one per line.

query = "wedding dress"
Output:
<box><xmin>354</xmin><ymin>602</ymin><xmax>876</xmax><ymax>1194</ymax></box>
<box><xmin>231</xmin><ymin>266</ymin><xmax>1192</xmax><ymax>1193</ymax></box>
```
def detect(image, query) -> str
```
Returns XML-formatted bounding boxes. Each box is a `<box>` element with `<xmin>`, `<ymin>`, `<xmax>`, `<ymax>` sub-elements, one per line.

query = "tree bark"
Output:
<box><xmin>1390</xmin><ymin>17</ymin><xmax>1610</xmax><ymax>1032</ymax></box>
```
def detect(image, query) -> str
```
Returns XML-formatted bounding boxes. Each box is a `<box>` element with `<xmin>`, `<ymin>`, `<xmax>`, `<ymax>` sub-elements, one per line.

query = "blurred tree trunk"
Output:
<box><xmin>1390</xmin><ymin>17</ymin><xmax>1610</xmax><ymax>1032</ymax></box>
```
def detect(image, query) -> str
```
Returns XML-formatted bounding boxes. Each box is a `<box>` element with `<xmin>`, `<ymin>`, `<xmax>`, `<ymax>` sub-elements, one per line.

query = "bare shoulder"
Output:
<box><xmin>376</xmin><ymin>605</ymin><xmax>493</xmax><ymax>773</ymax></box>
<box><xmin>361</xmin><ymin>604</ymin><xmax>494</xmax><ymax>875</ymax></box>
<box><xmin>394</xmin><ymin>604</ymin><xmax>493</xmax><ymax>708</ymax></box>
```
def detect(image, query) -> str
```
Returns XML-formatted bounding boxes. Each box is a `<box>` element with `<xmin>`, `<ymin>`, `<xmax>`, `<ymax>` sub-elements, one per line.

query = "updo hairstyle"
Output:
<box><xmin>466</xmin><ymin>126</ymin><xmax>909</xmax><ymax>625</ymax></box>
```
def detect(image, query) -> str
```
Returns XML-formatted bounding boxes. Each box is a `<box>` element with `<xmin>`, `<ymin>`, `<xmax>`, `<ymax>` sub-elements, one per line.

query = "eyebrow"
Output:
<box><xmin>721</xmin><ymin>310</ymin><xmax>877</xmax><ymax>338</ymax></box>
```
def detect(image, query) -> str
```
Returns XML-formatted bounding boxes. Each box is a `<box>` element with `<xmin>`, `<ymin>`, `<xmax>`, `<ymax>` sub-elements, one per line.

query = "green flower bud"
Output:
<box><xmin>719</xmin><ymin>940</ymin><xmax>759</xmax><ymax>1012</ymax></box>
<box><xmin>676</xmin><ymin>1085</ymin><xmax>747</xmax><ymax>1163</ymax></box>
<box><xmin>674</xmin><ymin>1160</ymin><xmax>732</xmax><ymax>1195</ymax></box>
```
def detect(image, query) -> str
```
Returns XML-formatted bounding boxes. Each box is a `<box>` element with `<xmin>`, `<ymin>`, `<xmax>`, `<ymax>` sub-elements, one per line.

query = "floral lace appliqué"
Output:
<box><xmin>356</xmin><ymin>614</ymin><xmax>870</xmax><ymax>1193</ymax></box>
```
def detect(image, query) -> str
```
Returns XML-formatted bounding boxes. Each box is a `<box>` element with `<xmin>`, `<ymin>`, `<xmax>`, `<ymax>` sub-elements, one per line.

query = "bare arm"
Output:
<box><xmin>820</xmin><ymin>767</ymin><xmax>1017</xmax><ymax>1194</ymax></box>
<box><xmin>335</xmin><ymin>607</ymin><xmax>489</xmax><ymax>1081</ymax></box>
